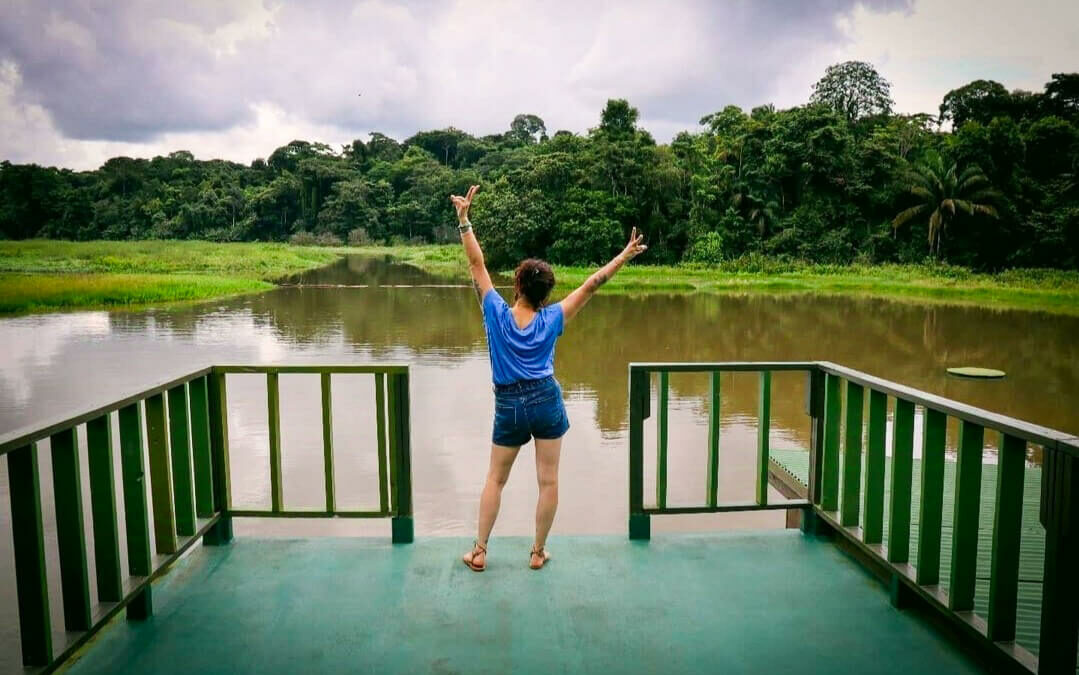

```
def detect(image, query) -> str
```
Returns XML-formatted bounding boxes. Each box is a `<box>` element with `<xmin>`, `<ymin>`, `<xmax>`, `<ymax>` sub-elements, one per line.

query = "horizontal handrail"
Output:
<box><xmin>0</xmin><ymin>365</ymin><xmax>213</xmax><ymax>456</ymax></box>
<box><xmin>214</xmin><ymin>364</ymin><xmax>409</xmax><ymax>374</ymax></box>
<box><xmin>629</xmin><ymin>361</ymin><xmax>817</xmax><ymax>373</ymax></box>
<box><xmin>818</xmin><ymin>362</ymin><xmax>1072</xmax><ymax>450</ymax></box>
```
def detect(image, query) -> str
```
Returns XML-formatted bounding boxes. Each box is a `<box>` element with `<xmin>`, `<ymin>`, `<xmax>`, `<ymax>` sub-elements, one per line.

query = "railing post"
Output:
<box><xmin>118</xmin><ymin>403</ymin><xmax>152</xmax><ymax>619</ymax></box>
<box><xmin>656</xmin><ymin>371</ymin><xmax>669</xmax><ymax>510</ymax></box>
<box><xmin>7</xmin><ymin>443</ymin><xmax>52</xmax><ymax>666</ymax></box>
<box><xmin>389</xmin><ymin>370</ymin><xmax>414</xmax><ymax>543</ymax></box>
<box><xmin>706</xmin><ymin>371</ymin><xmax>720</xmax><ymax>508</ymax></box>
<box><xmin>839</xmin><ymin>381</ymin><xmax>864</xmax><ymax>526</ymax></box>
<box><xmin>756</xmin><ymin>371</ymin><xmax>771</xmax><ymax>506</ymax></box>
<box><xmin>802</xmin><ymin>367</ymin><xmax>829</xmax><ymax>537</ymax></box>
<box><xmin>86</xmin><ymin>414</ymin><xmax>123</xmax><ymax>602</ymax></box>
<box><xmin>50</xmin><ymin>427</ymin><xmax>92</xmax><ymax>631</ymax></box>
<box><xmin>887</xmin><ymin>399</ymin><xmax>915</xmax><ymax>565</ymax></box>
<box><xmin>167</xmin><ymin>384</ymin><xmax>196</xmax><ymax>536</ymax></box>
<box><xmin>916</xmin><ymin>409</ymin><xmax>947</xmax><ymax>586</ymax></box>
<box><xmin>862</xmin><ymin>390</ymin><xmax>887</xmax><ymax>545</ymax></box>
<box><xmin>628</xmin><ymin>367</ymin><xmax>650</xmax><ymax>540</ymax></box>
<box><xmin>144</xmin><ymin>393</ymin><xmax>177</xmax><ymax>555</ymax></box>
<box><xmin>1037</xmin><ymin>441</ymin><xmax>1079</xmax><ymax>674</ymax></box>
<box><xmin>204</xmin><ymin>369</ymin><xmax>233</xmax><ymax>545</ymax></box>
<box><xmin>820</xmin><ymin>373</ymin><xmax>842</xmax><ymax>512</ymax></box>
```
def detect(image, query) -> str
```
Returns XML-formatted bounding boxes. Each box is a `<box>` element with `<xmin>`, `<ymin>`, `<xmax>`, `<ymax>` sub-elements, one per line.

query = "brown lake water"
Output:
<box><xmin>0</xmin><ymin>254</ymin><xmax>1077</xmax><ymax>668</ymax></box>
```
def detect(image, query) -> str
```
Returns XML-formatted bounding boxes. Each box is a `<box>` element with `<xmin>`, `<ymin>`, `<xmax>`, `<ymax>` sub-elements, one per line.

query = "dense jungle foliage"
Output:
<box><xmin>2</xmin><ymin>63</ymin><xmax>1076</xmax><ymax>270</ymax></box>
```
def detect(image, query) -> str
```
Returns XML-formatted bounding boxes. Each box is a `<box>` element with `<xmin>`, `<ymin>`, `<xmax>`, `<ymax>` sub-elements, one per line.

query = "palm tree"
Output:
<box><xmin>892</xmin><ymin>152</ymin><xmax>998</xmax><ymax>257</ymax></box>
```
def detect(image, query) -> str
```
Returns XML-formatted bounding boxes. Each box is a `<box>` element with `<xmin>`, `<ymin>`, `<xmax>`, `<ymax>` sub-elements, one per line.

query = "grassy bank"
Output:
<box><xmin>0</xmin><ymin>240</ymin><xmax>348</xmax><ymax>314</ymax></box>
<box><xmin>360</xmin><ymin>244</ymin><xmax>1079</xmax><ymax>315</ymax></box>
<box><xmin>3</xmin><ymin>240</ymin><xmax>1077</xmax><ymax>316</ymax></box>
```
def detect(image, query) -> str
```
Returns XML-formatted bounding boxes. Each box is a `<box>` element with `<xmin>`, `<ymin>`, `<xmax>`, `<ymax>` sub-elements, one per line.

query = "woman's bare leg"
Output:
<box><xmin>533</xmin><ymin>436</ymin><xmax>563</xmax><ymax>555</ymax></box>
<box><xmin>466</xmin><ymin>444</ymin><xmax>520</xmax><ymax>567</ymax></box>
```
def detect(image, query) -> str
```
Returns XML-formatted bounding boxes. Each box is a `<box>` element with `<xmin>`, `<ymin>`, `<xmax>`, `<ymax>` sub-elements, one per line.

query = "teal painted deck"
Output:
<box><xmin>770</xmin><ymin>448</ymin><xmax>1049</xmax><ymax>660</ymax></box>
<box><xmin>62</xmin><ymin>532</ymin><xmax>984</xmax><ymax>675</ymax></box>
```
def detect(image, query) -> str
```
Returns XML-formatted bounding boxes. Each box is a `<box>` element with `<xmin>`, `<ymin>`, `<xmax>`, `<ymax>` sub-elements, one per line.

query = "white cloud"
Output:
<box><xmin>2</xmin><ymin>0</ymin><xmax>1075</xmax><ymax>171</ymax></box>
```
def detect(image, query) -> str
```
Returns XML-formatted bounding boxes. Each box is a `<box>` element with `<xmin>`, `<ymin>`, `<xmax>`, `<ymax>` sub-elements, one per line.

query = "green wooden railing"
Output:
<box><xmin>627</xmin><ymin>362</ymin><xmax>813</xmax><ymax>540</ymax></box>
<box><xmin>628</xmin><ymin>361</ymin><xmax>1079</xmax><ymax>675</ymax></box>
<box><xmin>1</xmin><ymin>364</ymin><xmax>412</xmax><ymax>672</ymax></box>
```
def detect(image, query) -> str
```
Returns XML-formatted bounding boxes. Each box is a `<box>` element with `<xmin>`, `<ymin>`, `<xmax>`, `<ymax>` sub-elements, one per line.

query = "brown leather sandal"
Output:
<box><xmin>529</xmin><ymin>544</ymin><xmax>551</xmax><ymax>570</ymax></box>
<box><xmin>463</xmin><ymin>540</ymin><xmax>487</xmax><ymax>572</ymax></box>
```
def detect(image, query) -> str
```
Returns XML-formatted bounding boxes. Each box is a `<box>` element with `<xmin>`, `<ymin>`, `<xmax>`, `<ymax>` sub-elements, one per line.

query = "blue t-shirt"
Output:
<box><xmin>482</xmin><ymin>288</ymin><xmax>564</xmax><ymax>385</ymax></box>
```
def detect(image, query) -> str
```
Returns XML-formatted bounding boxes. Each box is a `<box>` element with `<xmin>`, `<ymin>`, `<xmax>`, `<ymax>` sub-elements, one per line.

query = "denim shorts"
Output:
<box><xmin>492</xmin><ymin>375</ymin><xmax>570</xmax><ymax>447</ymax></box>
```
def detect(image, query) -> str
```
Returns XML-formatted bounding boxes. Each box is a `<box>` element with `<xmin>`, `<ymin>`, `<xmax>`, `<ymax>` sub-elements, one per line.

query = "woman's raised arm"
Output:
<box><xmin>561</xmin><ymin>227</ymin><xmax>647</xmax><ymax>323</ymax></box>
<box><xmin>451</xmin><ymin>185</ymin><xmax>494</xmax><ymax>304</ymax></box>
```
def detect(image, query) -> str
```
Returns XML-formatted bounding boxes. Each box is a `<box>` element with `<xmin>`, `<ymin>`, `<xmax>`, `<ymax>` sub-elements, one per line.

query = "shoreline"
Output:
<box><xmin>1</xmin><ymin>240</ymin><xmax>1077</xmax><ymax>316</ymax></box>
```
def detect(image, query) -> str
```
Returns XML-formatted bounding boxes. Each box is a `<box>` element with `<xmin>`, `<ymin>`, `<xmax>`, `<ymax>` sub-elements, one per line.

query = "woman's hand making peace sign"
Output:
<box><xmin>450</xmin><ymin>184</ymin><xmax>479</xmax><ymax>224</ymax></box>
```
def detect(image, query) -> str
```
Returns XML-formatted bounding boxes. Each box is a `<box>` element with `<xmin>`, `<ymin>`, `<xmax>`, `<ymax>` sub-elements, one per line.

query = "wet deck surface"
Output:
<box><xmin>63</xmin><ymin>531</ymin><xmax>984</xmax><ymax>674</ymax></box>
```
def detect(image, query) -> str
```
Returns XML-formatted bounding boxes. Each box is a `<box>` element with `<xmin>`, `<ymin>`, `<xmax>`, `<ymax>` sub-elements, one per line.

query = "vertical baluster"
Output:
<box><xmin>388</xmin><ymin>371</ymin><xmax>413</xmax><ymax>544</ymax></box>
<box><xmin>144</xmin><ymin>393</ymin><xmax>177</xmax><ymax>554</ymax></box>
<box><xmin>50</xmin><ymin>427</ymin><xmax>92</xmax><ymax>631</ymax></box>
<box><xmin>916</xmin><ymin>409</ymin><xmax>947</xmax><ymax>585</ymax></box>
<box><xmin>204</xmin><ymin>370</ymin><xmax>233</xmax><ymax>545</ymax></box>
<box><xmin>322</xmin><ymin>372</ymin><xmax>336</xmax><ymax>513</ymax></box>
<box><xmin>949</xmin><ymin>420</ymin><xmax>984</xmax><ymax>611</ymax></box>
<box><xmin>656</xmin><ymin>371</ymin><xmax>669</xmax><ymax>510</ymax></box>
<box><xmin>820</xmin><ymin>374</ymin><xmax>842</xmax><ymax>512</ymax></box>
<box><xmin>628</xmin><ymin>368</ymin><xmax>650</xmax><ymax>540</ymax></box>
<box><xmin>118</xmin><ymin>403</ymin><xmax>152</xmax><ymax>619</ymax></box>
<box><xmin>267</xmin><ymin>372</ymin><xmax>282</xmax><ymax>513</ymax></box>
<box><xmin>188</xmin><ymin>376</ymin><xmax>215</xmax><ymax>518</ymax></box>
<box><xmin>986</xmin><ymin>433</ymin><xmax>1025</xmax><ymax>641</ymax></box>
<box><xmin>1037</xmin><ymin>442</ymin><xmax>1079</xmax><ymax>674</ymax></box>
<box><xmin>7</xmin><ymin>443</ymin><xmax>52</xmax><ymax>665</ymax></box>
<box><xmin>887</xmin><ymin>399</ymin><xmax>915</xmax><ymax>563</ymax></box>
<box><xmin>375</xmin><ymin>373</ymin><xmax>388</xmax><ymax>515</ymax></box>
<box><xmin>706</xmin><ymin>371</ymin><xmax>720</xmax><ymax>508</ymax></box>
<box><xmin>805</xmin><ymin>370</ymin><xmax>825</xmax><ymax>507</ymax></box>
<box><xmin>840</xmin><ymin>381</ymin><xmax>864</xmax><ymax>526</ymax></box>
<box><xmin>756</xmin><ymin>371</ymin><xmax>771</xmax><ymax>506</ymax></box>
<box><xmin>86</xmin><ymin>414</ymin><xmax>122</xmax><ymax>601</ymax></box>
<box><xmin>862</xmin><ymin>391</ymin><xmax>887</xmax><ymax>544</ymax></box>
<box><xmin>167</xmin><ymin>384</ymin><xmax>195</xmax><ymax>536</ymax></box>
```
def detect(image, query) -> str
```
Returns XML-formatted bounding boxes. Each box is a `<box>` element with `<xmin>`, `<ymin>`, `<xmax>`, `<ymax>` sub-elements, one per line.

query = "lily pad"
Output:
<box><xmin>947</xmin><ymin>366</ymin><xmax>1006</xmax><ymax>379</ymax></box>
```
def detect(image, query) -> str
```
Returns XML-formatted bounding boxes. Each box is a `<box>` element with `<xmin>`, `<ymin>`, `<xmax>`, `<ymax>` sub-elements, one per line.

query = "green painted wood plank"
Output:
<box><xmin>656</xmin><ymin>371</ymin><xmax>669</xmax><ymax>510</ymax></box>
<box><xmin>118</xmin><ymin>404</ymin><xmax>152</xmax><ymax>577</ymax></box>
<box><xmin>187</xmin><ymin>376</ymin><xmax>215</xmax><ymax>519</ymax></box>
<box><xmin>757</xmin><ymin>371</ymin><xmax>771</xmax><ymax>507</ymax></box>
<box><xmin>86</xmin><ymin>414</ymin><xmax>122</xmax><ymax>602</ymax></box>
<box><xmin>987</xmin><ymin>433</ymin><xmax>1025</xmax><ymax>641</ymax></box>
<box><xmin>862</xmin><ymin>390</ymin><xmax>887</xmax><ymax>545</ymax></box>
<box><xmin>144</xmin><ymin>393</ymin><xmax>177</xmax><ymax>555</ymax></box>
<box><xmin>375</xmin><ymin>373</ymin><xmax>388</xmax><ymax>515</ymax></box>
<box><xmin>386</xmin><ymin>373</ymin><xmax>399</xmax><ymax>515</ymax></box>
<box><xmin>321</xmin><ymin>373</ymin><xmax>336</xmax><ymax>513</ymax></box>
<box><xmin>820</xmin><ymin>374</ymin><xmax>842</xmax><ymax>512</ymax></box>
<box><xmin>707</xmin><ymin>372</ymin><xmax>720</xmax><ymax>508</ymax></box>
<box><xmin>49</xmin><ymin>427</ymin><xmax>92</xmax><ymax>631</ymax></box>
<box><xmin>7</xmin><ymin>443</ymin><xmax>52</xmax><ymax>666</ymax></box>
<box><xmin>628</xmin><ymin>369</ymin><xmax>648</xmax><ymax>537</ymax></box>
<box><xmin>887</xmin><ymin>399</ymin><xmax>915</xmax><ymax>564</ymax></box>
<box><xmin>389</xmin><ymin>372</ymin><xmax>413</xmax><ymax>519</ymax></box>
<box><xmin>949</xmin><ymin>421</ymin><xmax>984</xmax><ymax>612</ymax></box>
<box><xmin>204</xmin><ymin>372</ymin><xmax>233</xmax><ymax>544</ymax></box>
<box><xmin>266</xmin><ymin>372</ymin><xmax>283</xmax><ymax>513</ymax></box>
<box><xmin>166</xmin><ymin>385</ymin><xmax>196</xmax><ymax>537</ymax></box>
<box><xmin>916</xmin><ymin>409</ymin><xmax>947</xmax><ymax>585</ymax></box>
<box><xmin>840</xmin><ymin>381</ymin><xmax>864</xmax><ymax>526</ymax></box>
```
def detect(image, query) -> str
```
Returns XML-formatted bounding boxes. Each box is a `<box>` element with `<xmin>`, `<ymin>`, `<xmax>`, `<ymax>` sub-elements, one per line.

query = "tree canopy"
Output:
<box><xmin>2</xmin><ymin>65</ymin><xmax>1077</xmax><ymax>270</ymax></box>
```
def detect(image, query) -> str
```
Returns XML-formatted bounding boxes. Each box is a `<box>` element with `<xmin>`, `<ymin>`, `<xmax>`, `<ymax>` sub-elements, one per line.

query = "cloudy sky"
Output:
<box><xmin>1</xmin><ymin>0</ymin><xmax>1076</xmax><ymax>170</ymax></box>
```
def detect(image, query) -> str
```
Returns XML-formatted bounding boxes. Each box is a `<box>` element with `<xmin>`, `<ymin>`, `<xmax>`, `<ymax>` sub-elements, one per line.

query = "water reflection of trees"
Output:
<box><xmin>189</xmin><ymin>261</ymin><xmax>1079</xmax><ymax>440</ymax></box>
